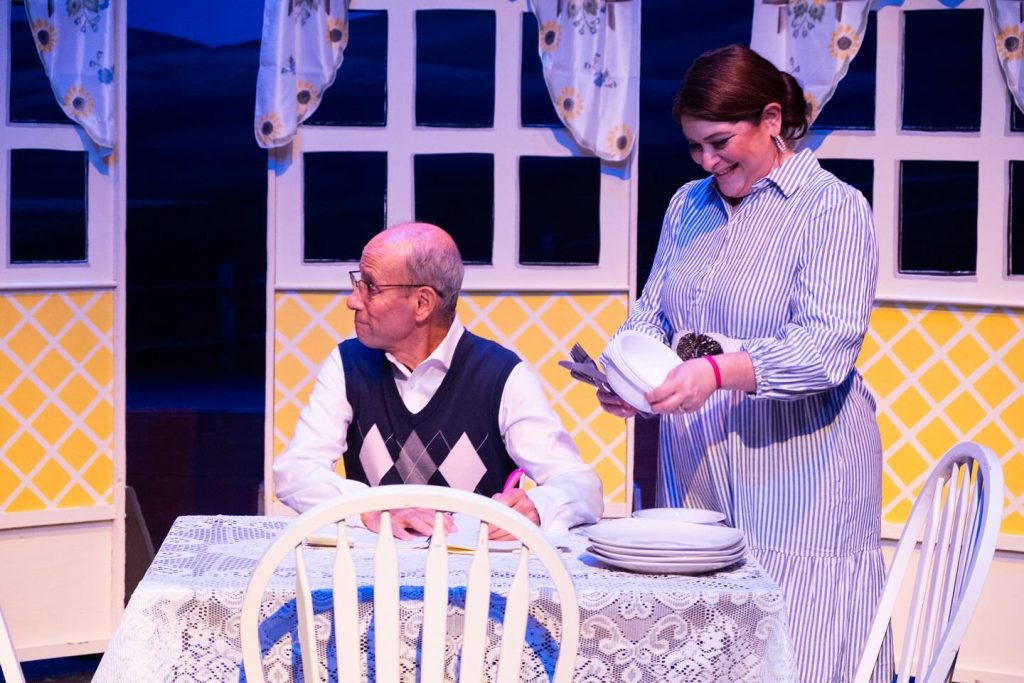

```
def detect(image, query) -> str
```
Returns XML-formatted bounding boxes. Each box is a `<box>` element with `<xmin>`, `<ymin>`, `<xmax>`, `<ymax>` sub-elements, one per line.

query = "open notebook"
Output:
<box><xmin>305</xmin><ymin>512</ymin><xmax>521</xmax><ymax>553</ymax></box>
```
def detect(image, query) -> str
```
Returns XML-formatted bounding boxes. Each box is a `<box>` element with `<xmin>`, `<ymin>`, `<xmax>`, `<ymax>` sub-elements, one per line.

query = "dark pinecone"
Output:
<box><xmin>675</xmin><ymin>332</ymin><xmax>723</xmax><ymax>361</ymax></box>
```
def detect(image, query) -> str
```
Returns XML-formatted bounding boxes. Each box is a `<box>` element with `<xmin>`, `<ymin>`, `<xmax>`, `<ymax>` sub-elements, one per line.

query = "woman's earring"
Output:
<box><xmin>773</xmin><ymin>135</ymin><xmax>788</xmax><ymax>153</ymax></box>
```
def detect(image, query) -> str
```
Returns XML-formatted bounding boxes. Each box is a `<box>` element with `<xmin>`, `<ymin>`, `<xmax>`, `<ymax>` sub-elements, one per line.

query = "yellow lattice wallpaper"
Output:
<box><xmin>0</xmin><ymin>291</ymin><xmax>115</xmax><ymax>512</ymax></box>
<box><xmin>860</xmin><ymin>303</ymin><xmax>1023</xmax><ymax>537</ymax></box>
<box><xmin>273</xmin><ymin>291</ymin><xmax>631</xmax><ymax>510</ymax></box>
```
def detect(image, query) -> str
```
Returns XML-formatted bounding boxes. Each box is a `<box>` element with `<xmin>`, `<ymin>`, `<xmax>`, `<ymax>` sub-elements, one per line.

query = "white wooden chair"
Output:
<box><xmin>0</xmin><ymin>601</ymin><xmax>26</xmax><ymax>683</ymax></box>
<box><xmin>854</xmin><ymin>442</ymin><xmax>1004</xmax><ymax>683</ymax></box>
<box><xmin>240</xmin><ymin>485</ymin><xmax>580</xmax><ymax>683</ymax></box>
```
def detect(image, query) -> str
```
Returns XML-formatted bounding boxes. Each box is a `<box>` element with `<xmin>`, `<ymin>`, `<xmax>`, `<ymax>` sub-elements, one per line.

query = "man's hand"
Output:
<box><xmin>489</xmin><ymin>488</ymin><xmax>540</xmax><ymax>541</ymax></box>
<box><xmin>361</xmin><ymin>507</ymin><xmax>455</xmax><ymax>540</ymax></box>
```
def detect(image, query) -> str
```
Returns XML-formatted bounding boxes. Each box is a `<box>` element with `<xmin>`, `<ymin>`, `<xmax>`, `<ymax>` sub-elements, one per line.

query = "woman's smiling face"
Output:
<box><xmin>681</xmin><ymin>106</ymin><xmax>780</xmax><ymax>203</ymax></box>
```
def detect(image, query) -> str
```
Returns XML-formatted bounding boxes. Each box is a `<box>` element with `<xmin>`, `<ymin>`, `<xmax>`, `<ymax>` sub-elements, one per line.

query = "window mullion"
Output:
<box><xmin>875</xmin><ymin>5</ymin><xmax>903</xmax><ymax>137</ymax></box>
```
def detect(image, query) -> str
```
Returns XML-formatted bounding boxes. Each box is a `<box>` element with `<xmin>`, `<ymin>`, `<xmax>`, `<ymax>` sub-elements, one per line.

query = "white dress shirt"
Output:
<box><xmin>273</xmin><ymin>320</ymin><xmax>604</xmax><ymax>531</ymax></box>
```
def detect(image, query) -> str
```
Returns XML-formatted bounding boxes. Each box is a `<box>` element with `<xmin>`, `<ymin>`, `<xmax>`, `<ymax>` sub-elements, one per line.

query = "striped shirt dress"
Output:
<box><xmin>622</xmin><ymin>150</ymin><xmax>892</xmax><ymax>682</ymax></box>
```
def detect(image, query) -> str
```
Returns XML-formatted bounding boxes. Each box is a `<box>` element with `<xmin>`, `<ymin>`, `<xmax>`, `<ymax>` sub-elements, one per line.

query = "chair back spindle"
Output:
<box><xmin>0</xmin><ymin>602</ymin><xmax>26</xmax><ymax>683</ymax></box>
<box><xmin>914</xmin><ymin>466</ymin><xmax>958</xmax><ymax>677</ymax></box>
<box><xmin>935</xmin><ymin>468</ymin><xmax>971</xmax><ymax>634</ymax></box>
<box><xmin>293</xmin><ymin>545</ymin><xmax>318</xmax><ymax>683</ymax></box>
<box><xmin>458</xmin><ymin>520</ymin><xmax>493</xmax><ymax>681</ymax></box>
<box><xmin>496</xmin><ymin>548</ymin><xmax>531</xmax><ymax>682</ymax></box>
<box><xmin>373</xmin><ymin>510</ymin><xmax>400</xmax><ymax>683</ymax></box>
<box><xmin>420</xmin><ymin>512</ymin><xmax>451</xmax><ymax>683</ymax></box>
<box><xmin>331</xmin><ymin>521</ymin><xmax>360</xmax><ymax>683</ymax></box>
<box><xmin>895</xmin><ymin>485</ymin><xmax>937</xmax><ymax>683</ymax></box>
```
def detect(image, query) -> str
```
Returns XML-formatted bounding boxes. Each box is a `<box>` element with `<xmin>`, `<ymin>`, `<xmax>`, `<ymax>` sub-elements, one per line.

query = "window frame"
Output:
<box><xmin>271</xmin><ymin>0</ymin><xmax>638</xmax><ymax>293</ymax></box>
<box><xmin>0</xmin><ymin>2</ymin><xmax>118</xmax><ymax>289</ymax></box>
<box><xmin>799</xmin><ymin>0</ymin><xmax>1023</xmax><ymax>307</ymax></box>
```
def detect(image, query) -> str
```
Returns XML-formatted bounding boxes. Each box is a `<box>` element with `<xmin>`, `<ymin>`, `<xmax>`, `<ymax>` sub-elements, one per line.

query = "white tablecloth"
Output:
<box><xmin>93</xmin><ymin>515</ymin><xmax>797</xmax><ymax>682</ymax></box>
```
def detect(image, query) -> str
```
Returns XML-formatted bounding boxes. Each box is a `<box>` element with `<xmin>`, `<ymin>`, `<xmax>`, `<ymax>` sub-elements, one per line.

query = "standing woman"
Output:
<box><xmin>600</xmin><ymin>45</ymin><xmax>890</xmax><ymax>681</ymax></box>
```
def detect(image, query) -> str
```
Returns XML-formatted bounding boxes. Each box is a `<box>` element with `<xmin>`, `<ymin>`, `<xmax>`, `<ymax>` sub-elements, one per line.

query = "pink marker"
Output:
<box><xmin>501</xmin><ymin>468</ymin><xmax>525</xmax><ymax>494</ymax></box>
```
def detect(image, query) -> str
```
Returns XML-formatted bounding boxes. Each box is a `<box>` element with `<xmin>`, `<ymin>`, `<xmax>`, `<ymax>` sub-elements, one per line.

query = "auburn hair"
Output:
<box><xmin>671</xmin><ymin>44</ymin><xmax>809</xmax><ymax>142</ymax></box>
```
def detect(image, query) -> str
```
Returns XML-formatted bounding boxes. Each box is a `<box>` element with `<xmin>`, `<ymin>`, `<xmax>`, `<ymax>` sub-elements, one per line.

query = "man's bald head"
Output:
<box><xmin>363</xmin><ymin>222</ymin><xmax>464</xmax><ymax>323</ymax></box>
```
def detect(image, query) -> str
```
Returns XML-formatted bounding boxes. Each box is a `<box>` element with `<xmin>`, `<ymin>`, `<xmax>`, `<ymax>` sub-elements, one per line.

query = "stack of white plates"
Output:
<box><xmin>585</xmin><ymin>518</ymin><xmax>745</xmax><ymax>574</ymax></box>
<box><xmin>632</xmin><ymin>507</ymin><xmax>725</xmax><ymax>524</ymax></box>
<box><xmin>602</xmin><ymin>331</ymin><xmax>682</xmax><ymax>412</ymax></box>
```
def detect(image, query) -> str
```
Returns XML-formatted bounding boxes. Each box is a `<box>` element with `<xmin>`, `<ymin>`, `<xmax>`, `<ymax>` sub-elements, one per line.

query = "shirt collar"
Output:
<box><xmin>757</xmin><ymin>147</ymin><xmax>819</xmax><ymax>199</ymax></box>
<box><xmin>384</xmin><ymin>319</ymin><xmax>465</xmax><ymax>378</ymax></box>
<box><xmin>701</xmin><ymin>147</ymin><xmax>820</xmax><ymax>205</ymax></box>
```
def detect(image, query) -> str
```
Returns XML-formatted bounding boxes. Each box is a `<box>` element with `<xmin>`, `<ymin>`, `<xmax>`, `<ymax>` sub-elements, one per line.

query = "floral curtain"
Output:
<box><xmin>24</xmin><ymin>0</ymin><xmax>115</xmax><ymax>152</ymax></box>
<box><xmin>989</xmin><ymin>1</ymin><xmax>1024</xmax><ymax>113</ymax></box>
<box><xmin>751</xmin><ymin>0</ymin><xmax>871</xmax><ymax>124</ymax></box>
<box><xmin>528</xmin><ymin>0</ymin><xmax>641</xmax><ymax>161</ymax></box>
<box><xmin>254</xmin><ymin>0</ymin><xmax>349</xmax><ymax>149</ymax></box>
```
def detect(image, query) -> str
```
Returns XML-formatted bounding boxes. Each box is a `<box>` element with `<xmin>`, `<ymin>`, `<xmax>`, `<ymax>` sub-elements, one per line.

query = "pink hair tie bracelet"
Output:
<box><xmin>704</xmin><ymin>355</ymin><xmax>722</xmax><ymax>390</ymax></box>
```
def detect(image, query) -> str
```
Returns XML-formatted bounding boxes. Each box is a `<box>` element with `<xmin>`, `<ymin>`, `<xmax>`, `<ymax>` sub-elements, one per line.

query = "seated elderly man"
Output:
<box><xmin>274</xmin><ymin>222</ymin><xmax>603</xmax><ymax>539</ymax></box>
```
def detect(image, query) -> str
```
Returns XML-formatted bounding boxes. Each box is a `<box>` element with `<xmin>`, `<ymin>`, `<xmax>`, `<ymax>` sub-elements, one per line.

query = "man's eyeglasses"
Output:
<box><xmin>349</xmin><ymin>271</ymin><xmax>443</xmax><ymax>299</ymax></box>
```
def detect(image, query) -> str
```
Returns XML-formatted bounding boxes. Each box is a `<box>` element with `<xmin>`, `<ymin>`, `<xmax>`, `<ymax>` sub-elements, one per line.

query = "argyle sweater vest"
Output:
<box><xmin>339</xmin><ymin>332</ymin><xmax>520</xmax><ymax>497</ymax></box>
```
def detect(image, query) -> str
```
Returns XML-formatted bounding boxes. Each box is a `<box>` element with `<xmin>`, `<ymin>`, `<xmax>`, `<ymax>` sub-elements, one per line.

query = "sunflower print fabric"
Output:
<box><xmin>990</xmin><ymin>1</ymin><xmax>1024</xmax><ymax>115</ymax></box>
<box><xmin>254</xmin><ymin>0</ymin><xmax>349</xmax><ymax>149</ymax></box>
<box><xmin>751</xmin><ymin>2</ymin><xmax>871</xmax><ymax>127</ymax></box>
<box><xmin>253</xmin><ymin>0</ymin><xmax>639</xmax><ymax>160</ymax></box>
<box><xmin>23</xmin><ymin>0</ymin><xmax>114</xmax><ymax>151</ymax></box>
<box><xmin>530</xmin><ymin>0</ymin><xmax>640</xmax><ymax>161</ymax></box>
<box><xmin>756</xmin><ymin>2</ymin><xmax>1024</xmax><ymax>129</ymax></box>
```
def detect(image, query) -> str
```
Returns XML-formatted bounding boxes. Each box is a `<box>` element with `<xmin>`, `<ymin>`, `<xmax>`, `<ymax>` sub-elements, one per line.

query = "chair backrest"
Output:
<box><xmin>854</xmin><ymin>442</ymin><xmax>1004</xmax><ymax>683</ymax></box>
<box><xmin>240</xmin><ymin>485</ymin><xmax>580</xmax><ymax>683</ymax></box>
<box><xmin>0</xmin><ymin>601</ymin><xmax>26</xmax><ymax>683</ymax></box>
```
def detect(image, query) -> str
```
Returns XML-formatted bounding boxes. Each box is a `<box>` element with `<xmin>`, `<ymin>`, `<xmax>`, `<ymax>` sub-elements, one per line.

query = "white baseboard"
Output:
<box><xmin>953</xmin><ymin>667</ymin><xmax>1024</xmax><ymax>683</ymax></box>
<box><xmin>18</xmin><ymin>638</ymin><xmax>107</xmax><ymax>661</ymax></box>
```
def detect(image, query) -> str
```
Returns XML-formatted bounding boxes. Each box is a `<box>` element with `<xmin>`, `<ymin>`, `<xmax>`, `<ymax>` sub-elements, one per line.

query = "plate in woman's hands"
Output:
<box><xmin>611</xmin><ymin>331</ymin><xmax>683</xmax><ymax>388</ymax></box>
<box><xmin>603</xmin><ymin>356</ymin><xmax>652</xmax><ymax>412</ymax></box>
